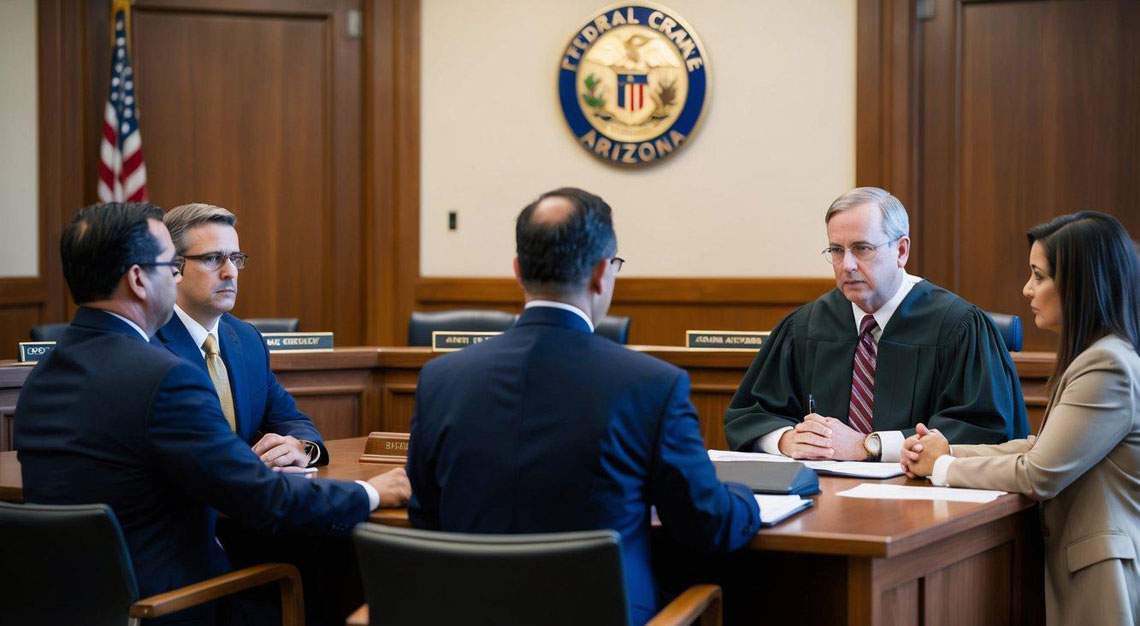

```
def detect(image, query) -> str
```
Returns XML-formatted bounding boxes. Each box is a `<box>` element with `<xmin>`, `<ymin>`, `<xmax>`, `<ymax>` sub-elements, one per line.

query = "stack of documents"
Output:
<box><xmin>755</xmin><ymin>494</ymin><xmax>812</xmax><ymax>526</ymax></box>
<box><xmin>708</xmin><ymin>450</ymin><xmax>904</xmax><ymax>479</ymax></box>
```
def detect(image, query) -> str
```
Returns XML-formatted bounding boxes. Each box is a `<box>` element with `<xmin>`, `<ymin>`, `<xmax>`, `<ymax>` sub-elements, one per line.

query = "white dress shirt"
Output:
<box><xmin>757</xmin><ymin>273</ymin><xmax>923</xmax><ymax>462</ymax></box>
<box><xmin>106</xmin><ymin>311</ymin><xmax>151</xmax><ymax>342</ymax></box>
<box><xmin>524</xmin><ymin>300</ymin><xmax>594</xmax><ymax>331</ymax></box>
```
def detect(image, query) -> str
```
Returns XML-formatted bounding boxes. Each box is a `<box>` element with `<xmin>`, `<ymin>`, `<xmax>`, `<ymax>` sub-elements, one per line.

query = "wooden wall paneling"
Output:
<box><xmin>855</xmin><ymin>0</ymin><xmax>921</xmax><ymax>221</ymax></box>
<box><xmin>870</xmin><ymin>0</ymin><xmax>1140</xmax><ymax>352</ymax></box>
<box><xmin>1</xmin><ymin>0</ymin><xmax>86</xmax><ymax>351</ymax></box>
<box><xmin>365</xmin><ymin>0</ymin><xmax>421</xmax><ymax>346</ymax></box>
<box><xmin>121</xmin><ymin>0</ymin><xmax>364</xmax><ymax>343</ymax></box>
<box><xmin>414</xmin><ymin>277</ymin><xmax>836</xmax><ymax>347</ymax></box>
<box><xmin>955</xmin><ymin>0</ymin><xmax>1140</xmax><ymax>351</ymax></box>
<box><xmin>277</xmin><ymin>368</ymin><xmax>372</xmax><ymax>440</ymax></box>
<box><xmin>379</xmin><ymin>383</ymin><xmax>417</xmax><ymax>433</ymax></box>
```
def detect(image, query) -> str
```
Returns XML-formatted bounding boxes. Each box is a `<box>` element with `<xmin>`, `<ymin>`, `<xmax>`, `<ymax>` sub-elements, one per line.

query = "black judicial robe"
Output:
<box><xmin>724</xmin><ymin>280</ymin><xmax>1029</xmax><ymax>451</ymax></box>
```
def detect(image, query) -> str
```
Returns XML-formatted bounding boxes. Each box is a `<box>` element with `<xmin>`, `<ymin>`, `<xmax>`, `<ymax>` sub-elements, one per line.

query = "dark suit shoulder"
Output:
<box><xmin>220</xmin><ymin>313</ymin><xmax>264</xmax><ymax>342</ymax></box>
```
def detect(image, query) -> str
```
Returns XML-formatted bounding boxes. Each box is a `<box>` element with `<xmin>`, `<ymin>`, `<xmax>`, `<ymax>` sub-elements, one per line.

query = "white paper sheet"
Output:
<box><xmin>836</xmin><ymin>483</ymin><xmax>1006</xmax><ymax>503</ymax></box>
<box><xmin>754</xmin><ymin>495</ymin><xmax>811</xmax><ymax>525</ymax></box>
<box><xmin>708</xmin><ymin>450</ymin><xmax>793</xmax><ymax>463</ymax></box>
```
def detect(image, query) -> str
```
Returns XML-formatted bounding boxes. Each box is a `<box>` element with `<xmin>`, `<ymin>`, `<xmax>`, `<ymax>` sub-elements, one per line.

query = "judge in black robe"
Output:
<box><xmin>725</xmin><ymin>281</ymin><xmax>1029</xmax><ymax>452</ymax></box>
<box><xmin>725</xmin><ymin>187</ymin><xmax>1029</xmax><ymax>460</ymax></box>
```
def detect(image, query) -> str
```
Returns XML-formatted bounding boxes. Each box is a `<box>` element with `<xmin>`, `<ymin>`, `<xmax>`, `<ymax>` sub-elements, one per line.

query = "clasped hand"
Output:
<box><xmin>252</xmin><ymin>433</ymin><xmax>311</xmax><ymax>472</ymax></box>
<box><xmin>900</xmin><ymin>423</ymin><xmax>949</xmax><ymax>478</ymax></box>
<box><xmin>778</xmin><ymin>414</ymin><xmax>868</xmax><ymax>460</ymax></box>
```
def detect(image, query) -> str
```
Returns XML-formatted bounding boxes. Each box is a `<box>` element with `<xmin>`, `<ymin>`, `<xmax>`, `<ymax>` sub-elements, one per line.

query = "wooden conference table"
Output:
<box><xmin>0</xmin><ymin>436</ymin><xmax>1044</xmax><ymax>625</ymax></box>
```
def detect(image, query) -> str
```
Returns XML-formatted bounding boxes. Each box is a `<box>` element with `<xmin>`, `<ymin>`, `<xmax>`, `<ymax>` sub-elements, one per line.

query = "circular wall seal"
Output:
<box><xmin>558</xmin><ymin>3</ymin><xmax>710</xmax><ymax>166</ymax></box>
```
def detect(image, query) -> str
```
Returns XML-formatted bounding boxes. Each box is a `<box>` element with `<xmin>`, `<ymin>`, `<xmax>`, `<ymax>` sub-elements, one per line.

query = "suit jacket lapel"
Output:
<box><xmin>219</xmin><ymin>317</ymin><xmax>249</xmax><ymax>439</ymax></box>
<box><xmin>155</xmin><ymin>315</ymin><xmax>209</xmax><ymax>374</ymax></box>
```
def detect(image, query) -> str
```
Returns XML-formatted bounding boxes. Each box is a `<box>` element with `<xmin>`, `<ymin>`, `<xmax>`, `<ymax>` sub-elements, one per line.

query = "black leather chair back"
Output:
<box><xmin>354</xmin><ymin>525</ymin><xmax>629</xmax><ymax>626</ymax></box>
<box><xmin>984</xmin><ymin>311</ymin><xmax>1023</xmax><ymax>352</ymax></box>
<box><xmin>595</xmin><ymin>315</ymin><xmax>631</xmax><ymax>344</ymax></box>
<box><xmin>246</xmin><ymin>317</ymin><xmax>301</xmax><ymax>333</ymax></box>
<box><xmin>30</xmin><ymin>322</ymin><xmax>69</xmax><ymax>342</ymax></box>
<box><xmin>0</xmin><ymin>502</ymin><xmax>139</xmax><ymax>626</ymax></box>
<box><xmin>407</xmin><ymin>310</ymin><xmax>518</xmax><ymax>346</ymax></box>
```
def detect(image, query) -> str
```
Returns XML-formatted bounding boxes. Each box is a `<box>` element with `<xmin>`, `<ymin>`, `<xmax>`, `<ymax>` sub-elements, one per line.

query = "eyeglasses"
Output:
<box><xmin>821</xmin><ymin>240</ymin><xmax>897</xmax><ymax>265</ymax></box>
<box><xmin>610</xmin><ymin>257</ymin><xmax>625</xmax><ymax>273</ymax></box>
<box><xmin>139</xmin><ymin>257</ymin><xmax>185</xmax><ymax>276</ymax></box>
<box><xmin>183</xmin><ymin>252</ymin><xmax>249</xmax><ymax>271</ymax></box>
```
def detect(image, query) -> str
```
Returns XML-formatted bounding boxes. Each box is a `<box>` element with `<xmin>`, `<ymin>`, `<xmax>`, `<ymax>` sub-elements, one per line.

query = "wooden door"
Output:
<box><xmin>860</xmin><ymin>0</ymin><xmax>1140</xmax><ymax>352</ymax></box>
<box><xmin>105</xmin><ymin>0</ymin><xmax>366</xmax><ymax>343</ymax></box>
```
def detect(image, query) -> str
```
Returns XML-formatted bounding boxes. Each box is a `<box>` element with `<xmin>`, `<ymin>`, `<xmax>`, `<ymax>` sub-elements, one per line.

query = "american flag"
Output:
<box><xmin>97</xmin><ymin>1</ymin><xmax>147</xmax><ymax>202</ymax></box>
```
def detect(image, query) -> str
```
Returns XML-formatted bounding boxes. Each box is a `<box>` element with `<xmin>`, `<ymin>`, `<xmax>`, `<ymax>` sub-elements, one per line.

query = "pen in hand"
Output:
<box><xmin>808</xmin><ymin>393</ymin><xmax>816</xmax><ymax>415</ymax></box>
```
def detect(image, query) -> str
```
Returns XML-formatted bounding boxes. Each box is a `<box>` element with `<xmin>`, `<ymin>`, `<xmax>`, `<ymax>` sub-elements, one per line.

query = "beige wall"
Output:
<box><xmin>0</xmin><ymin>0</ymin><xmax>39</xmax><ymax>278</ymax></box>
<box><xmin>421</xmin><ymin>0</ymin><xmax>855</xmax><ymax>278</ymax></box>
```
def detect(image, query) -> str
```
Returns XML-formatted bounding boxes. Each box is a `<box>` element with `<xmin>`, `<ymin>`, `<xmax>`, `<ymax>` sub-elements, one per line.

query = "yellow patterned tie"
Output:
<box><xmin>202</xmin><ymin>334</ymin><xmax>236</xmax><ymax>432</ymax></box>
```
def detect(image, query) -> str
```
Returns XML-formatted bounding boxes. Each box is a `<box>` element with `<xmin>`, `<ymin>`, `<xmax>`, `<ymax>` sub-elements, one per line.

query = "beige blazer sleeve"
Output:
<box><xmin>946</xmin><ymin>347</ymin><xmax>1134</xmax><ymax>499</ymax></box>
<box><xmin>951</xmin><ymin>437</ymin><xmax>1035</xmax><ymax>458</ymax></box>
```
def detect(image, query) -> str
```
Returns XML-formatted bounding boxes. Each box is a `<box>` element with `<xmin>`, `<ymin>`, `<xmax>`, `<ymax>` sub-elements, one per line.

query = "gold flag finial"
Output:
<box><xmin>110</xmin><ymin>0</ymin><xmax>132</xmax><ymax>48</ymax></box>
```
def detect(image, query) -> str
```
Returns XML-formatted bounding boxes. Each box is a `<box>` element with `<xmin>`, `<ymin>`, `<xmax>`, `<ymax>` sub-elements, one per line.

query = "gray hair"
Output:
<box><xmin>164</xmin><ymin>203</ymin><xmax>236</xmax><ymax>254</ymax></box>
<box><xmin>824</xmin><ymin>187</ymin><xmax>909</xmax><ymax>241</ymax></box>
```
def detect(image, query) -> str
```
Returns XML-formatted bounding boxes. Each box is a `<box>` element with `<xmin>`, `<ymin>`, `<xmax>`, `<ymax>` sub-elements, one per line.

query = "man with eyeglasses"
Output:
<box><xmin>725</xmin><ymin>187</ymin><xmax>1028</xmax><ymax>462</ymax></box>
<box><xmin>15</xmin><ymin>203</ymin><xmax>409</xmax><ymax>624</ymax></box>
<box><xmin>157</xmin><ymin>203</ymin><xmax>325</xmax><ymax>472</ymax></box>
<box><xmin>405</xmin><ymin>188</ymin><xmax>760</xmax><ymax>625</ymax></box>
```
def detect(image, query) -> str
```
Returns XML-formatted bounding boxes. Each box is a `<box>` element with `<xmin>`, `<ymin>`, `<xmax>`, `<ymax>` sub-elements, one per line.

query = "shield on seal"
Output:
<box><xmin>617</xmin><ymin>73</ymin><xmax>649</xmax><ymax>113</ymax></box>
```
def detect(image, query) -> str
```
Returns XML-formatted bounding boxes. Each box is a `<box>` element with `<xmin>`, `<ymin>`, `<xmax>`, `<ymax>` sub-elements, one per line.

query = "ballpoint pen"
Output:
<box><xmin>808</xmin><ymin>393</ymin><xmax>816</xmax><ymax>415</ymax></box>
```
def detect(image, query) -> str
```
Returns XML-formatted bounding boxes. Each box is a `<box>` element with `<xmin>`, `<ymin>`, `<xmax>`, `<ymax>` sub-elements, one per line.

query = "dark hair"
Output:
<box><xmin>1027</xmin><ymin>211</ymin><xmax>1140</xmax><ymax>390</ymax></box>
<box><xmin>515</xmin><ymin>187</ymin><xmax>617</xmax><ymax>293</ymax></box>
<box><xmin>60</xmin><ymin>202</ymin><xmax>166</xmax><ymax>304</ymax></box>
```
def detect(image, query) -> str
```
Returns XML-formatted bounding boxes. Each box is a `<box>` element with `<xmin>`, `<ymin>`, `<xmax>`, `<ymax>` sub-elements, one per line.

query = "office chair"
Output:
<box><xmin>595</xmin><ymin>315</ymin><xmax>632</xmax><ymax>344</ymax></box>
<box><xmin>247</xmin><ymin>318</ymin><xmax>302</xmax><ymax>333</ymax></box>
<box><xmin>984</xmin><ymin>312</ymin><xmax>1023</xmax><ymax>352</ymax></box>
<box><xmin>0</xmin><ymin>501</ymin><xmax>304</xmax><ymax>626</ymax></box>
<box><xmin>348</xmin><ymin>524</ymin><xmax>722</xmax><ymax>626</ymax></box>
<box><xmin>407</xmin><ymin>309</ymin><xmax>518</xmax><ymax>346</ymax></box>
<box><xmin>29</xmin><ymin>322</ymin><xmax>69</xmax><ymax>342</ymax></box>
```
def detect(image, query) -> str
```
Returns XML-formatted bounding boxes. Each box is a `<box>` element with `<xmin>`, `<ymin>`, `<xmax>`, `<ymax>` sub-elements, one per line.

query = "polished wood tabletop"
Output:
<box><xmin>1</xmin><ymin>435</ymin><xmax>1034</xmax><ymax>560</ymax></box>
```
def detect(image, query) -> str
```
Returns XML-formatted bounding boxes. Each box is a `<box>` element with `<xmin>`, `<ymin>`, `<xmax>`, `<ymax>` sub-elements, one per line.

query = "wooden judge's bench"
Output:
<box><xmin>0</xmin><ymin>345</ymin><xmax>1056</xmax><ymax>454</ymax></box>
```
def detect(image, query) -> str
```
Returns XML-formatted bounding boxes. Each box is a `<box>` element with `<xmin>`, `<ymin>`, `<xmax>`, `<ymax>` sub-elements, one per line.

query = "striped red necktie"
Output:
<box><xmin>848</xmin><ymin>314</ymin><xmax>878</xmax><ymax>434</ymax></box>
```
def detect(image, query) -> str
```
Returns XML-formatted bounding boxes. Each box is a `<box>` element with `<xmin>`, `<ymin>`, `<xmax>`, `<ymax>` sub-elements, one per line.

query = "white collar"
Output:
<box><xmin>524</xmin><ymin>300</ymin><xmax>594</xmax><ymax>332</ymax></box>
<box><xmin>105</xmin><ymin>311</ymin><xmax>151</xmax><ymax>342</ymax></box>
<box><xmin>851</xmin><ymin>273</ymin><xmax>922</xmax><ymax>336</ymax></box>
<box><xmin>174</xmin><ymin>305</ymin><xmax>221</xmax><ymax>359</ymax></box>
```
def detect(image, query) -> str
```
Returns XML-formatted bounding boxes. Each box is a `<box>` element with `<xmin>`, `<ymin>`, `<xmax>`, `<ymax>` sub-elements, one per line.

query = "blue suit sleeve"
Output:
<box><xmin>148</xmin><ymin>360</ymin><xmax>368</xmax><ymax>534</ymax></box>
<box><xmin>406</xmin><ymin>372</ymin><xmax>441</xmax><ymax>530</ymax></box>
<box><xmin>253</xmin><ymin>330</ymin><xmax>327</xmax><ymax>463</ymax></box>
<box><xmin>650</xmin><ymin>372</ymin><xmax>760</xmax><ymax>552</ymax></box>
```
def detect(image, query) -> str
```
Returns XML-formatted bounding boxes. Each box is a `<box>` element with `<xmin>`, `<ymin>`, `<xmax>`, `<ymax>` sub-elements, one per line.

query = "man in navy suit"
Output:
<box><xmin>406</xmin><ymin>188</ymin><xmax>761</xmax><ymax>625</ymax></box>
<box><xmin>157</xmin><ymin>203</ymin><xmax>323</xmax><ymax>470</ymax></box>
<box><xmin>15</xmin><ymin>203</ymin><xmax>409</xmax><ymax>624</ymax></box>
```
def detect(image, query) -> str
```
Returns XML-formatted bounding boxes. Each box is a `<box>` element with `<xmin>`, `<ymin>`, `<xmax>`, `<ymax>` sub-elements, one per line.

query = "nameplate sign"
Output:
<box><xmin>685</xmin><ymin>330</ymin><xmax>770</xmax><ymax>351</ymax></box>
<box><xmin>360</xmin><ymin>432</ymin><xmax>410</xmax><ymax>464</ymax></box>
<box><xmin>261</xmin><ymin>332</ymin><xmax>334</xmax><ymax>352</ymax></box>
<box><xmin>431</xmin><ymin>331</ymin><xmax>500</xmax><ymax>352</ymax></box>
<box><xmin>18</xmin><ymin>342</ymin><xmax>56</xmax><ymax>363</ymax></box>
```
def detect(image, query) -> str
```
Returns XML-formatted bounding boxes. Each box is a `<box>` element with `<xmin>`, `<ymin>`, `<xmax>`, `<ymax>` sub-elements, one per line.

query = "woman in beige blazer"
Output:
<box><xmin>902</xmin><ymin>211</ymin><xmax>1140</xmax><ymax>626</ymax></box>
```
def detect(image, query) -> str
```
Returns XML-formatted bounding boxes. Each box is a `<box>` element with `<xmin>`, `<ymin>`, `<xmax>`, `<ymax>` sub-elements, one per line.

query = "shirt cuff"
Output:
<box><xmin>877</xmin><ymin>430</ymin><xmax>905</xmax><ymax>463</ymax></box>
<box><xmin>356</xmin><ymin>480</ymin><xmax>380</xmax><ymax>511</ymax></box>
<box><xmin>929</xmin><ymin>455</ymin><xmax>955</xmax><ymax>486</ymax></box>
<box><xmin>757</xmin><ymin>427</ymin><xmax>792</xmax><ymax>456</ymax></box>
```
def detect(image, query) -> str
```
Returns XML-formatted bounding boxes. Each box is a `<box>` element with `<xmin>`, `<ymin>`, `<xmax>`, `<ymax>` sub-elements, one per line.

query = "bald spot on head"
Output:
<box><xmin>531</xmin><ymin>196</ymin><xmax>575</xmax><ymax>226</ymax></box>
